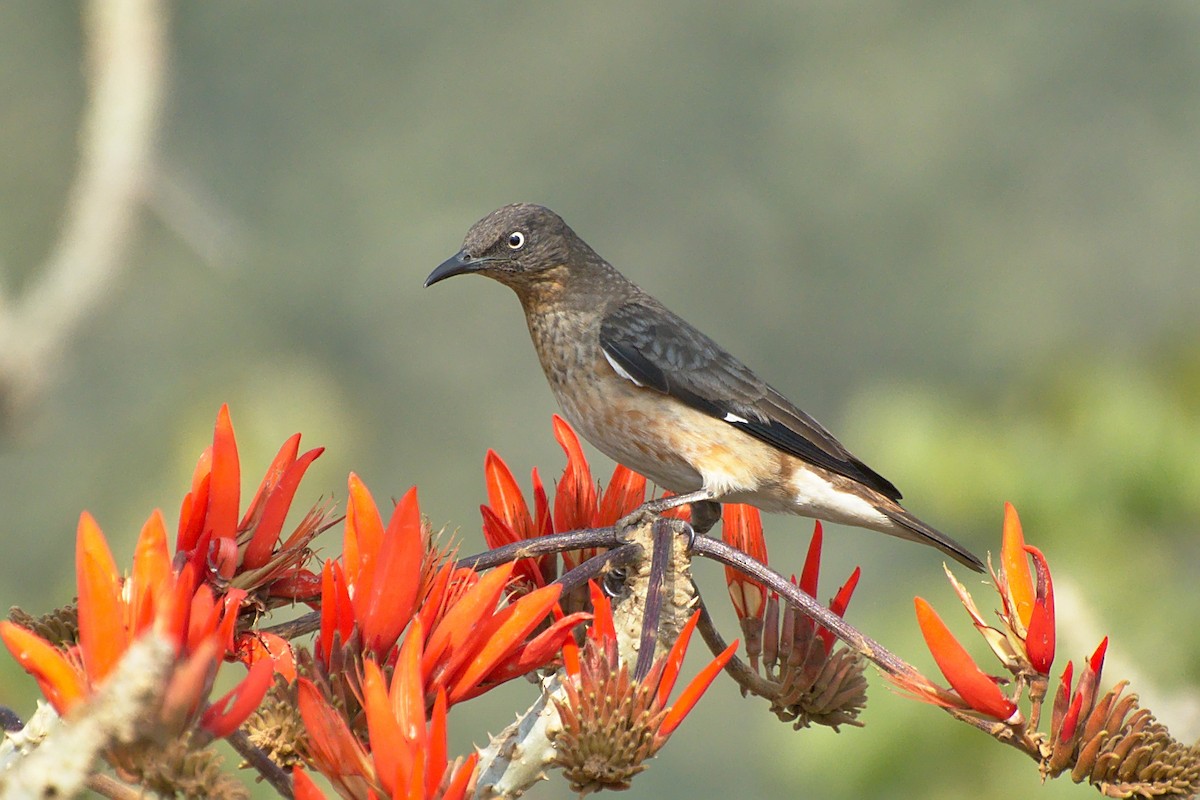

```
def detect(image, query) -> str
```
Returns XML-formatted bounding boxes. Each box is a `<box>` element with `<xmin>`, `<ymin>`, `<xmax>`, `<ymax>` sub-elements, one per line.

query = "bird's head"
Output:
<box><xmin>425</xmin><ymin>204</ymin><xmax>587</xmax><ymax>294</ymax></box>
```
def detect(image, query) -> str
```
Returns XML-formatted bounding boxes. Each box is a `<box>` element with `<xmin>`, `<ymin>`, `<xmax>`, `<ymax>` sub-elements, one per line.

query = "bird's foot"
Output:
<box><xmin>616</xmin><ymin>489</ymin><xmax>716</xmax><ymax>538</ymax></box>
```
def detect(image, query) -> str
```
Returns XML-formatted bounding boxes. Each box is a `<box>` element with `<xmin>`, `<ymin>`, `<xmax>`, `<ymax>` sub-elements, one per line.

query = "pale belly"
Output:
<box><xmin>549</xmin><ymin>375</ymin><xmax>799</xmax><ymax>514</ymax></box>
<box><xmin>549</xmin><ymin>373</ymin><xmax>889</xmax><ymax>527</ymax></box>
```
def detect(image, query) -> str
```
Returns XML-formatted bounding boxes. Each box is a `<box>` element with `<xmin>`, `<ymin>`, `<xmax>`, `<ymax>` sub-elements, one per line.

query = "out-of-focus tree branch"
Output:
<box><xmin>0</xmin><ymin>0</ymin><xmax>166</xmax><ymax>421</ymax></box>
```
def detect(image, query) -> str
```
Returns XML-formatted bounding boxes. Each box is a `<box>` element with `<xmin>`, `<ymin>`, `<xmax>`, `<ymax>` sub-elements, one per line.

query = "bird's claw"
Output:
<box><xmin>615</xmin><ymin>490</ymin><xmax>717</xmax><ymax>543</ymax></box>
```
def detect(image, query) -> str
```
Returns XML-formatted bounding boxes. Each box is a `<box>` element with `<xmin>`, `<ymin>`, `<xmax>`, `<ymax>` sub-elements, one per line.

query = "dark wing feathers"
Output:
<box><xmin>598</xmin><ymin>299</ymin><xmax>902</xmax><ymax>501</ymax></box>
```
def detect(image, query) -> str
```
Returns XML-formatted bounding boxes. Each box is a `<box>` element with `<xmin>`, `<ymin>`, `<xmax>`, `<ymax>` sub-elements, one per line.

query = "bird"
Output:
<box><xmin>425</xmin><ymin>203</ymin><xmax>984</xmax><ymax>571</ymax></box>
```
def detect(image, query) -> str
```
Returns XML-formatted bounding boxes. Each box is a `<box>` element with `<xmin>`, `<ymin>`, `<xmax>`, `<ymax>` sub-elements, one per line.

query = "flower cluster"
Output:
<box><xmin>311</xmin><ymin>475</ymin><xmax>589</xmax><ymax>702</ymax></box>
<box><xmin>722</xmin><ymin>507</ymin><xmax>867</xmax><ymax>730</ymax></box>
<box><xmin>8</xmin><ymin>404</ymin><xmax>1193</xmax><ymax>799</ymax></box>
<box><xmin>898</xmin><ymin>503</ymin><xmax>1055</xmax><ymax>723</ymax></box>
<box><xmin>897</xmin><ymin>503</ymin><xmax>1200</xmax><ymax>797</ymax></box>
<box><xmin>2</xmin><ymin>409</ymin><xmax>747</xmax><ymax>798</ymax></box>
<box><xmin>552</xmin><ymin>582</ymin><xmax>736</xmax><ymax>794</ymax></box>
<box><xmin>0</xmin><ymin>406</ymin><xmax>337</xmax><ymax>792</ymax></box>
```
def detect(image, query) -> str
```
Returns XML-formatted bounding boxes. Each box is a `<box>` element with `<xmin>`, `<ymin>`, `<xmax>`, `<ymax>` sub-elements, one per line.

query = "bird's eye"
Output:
<box><xmin>507</xmin><ymin>231</ymin><xmax>526</xmax><ymax>250</ymax></box>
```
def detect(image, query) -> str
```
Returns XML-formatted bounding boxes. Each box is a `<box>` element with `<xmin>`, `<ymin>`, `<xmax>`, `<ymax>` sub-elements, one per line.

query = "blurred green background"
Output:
<box><xmin>2</xmin><ymin>2</ymin><xmax>1199</xmax><ymax>798</ymax></box>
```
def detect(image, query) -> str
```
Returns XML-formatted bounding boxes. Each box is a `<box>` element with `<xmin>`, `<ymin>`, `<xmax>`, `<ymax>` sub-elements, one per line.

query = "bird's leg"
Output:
<box><xmin>643</xmin><ymin>488</ymin><xmax>714</xmax><ymax>514</ymax></box>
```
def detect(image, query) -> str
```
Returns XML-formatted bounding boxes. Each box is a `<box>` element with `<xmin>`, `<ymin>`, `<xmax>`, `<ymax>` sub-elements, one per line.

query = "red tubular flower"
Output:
<box><xmin>798</xmin><ymin>522</ymin><xmax>823</xmax><ymax>598</ymax></box>
<box><xmin>823</xmin><ymin>567</ymin><xmax>861</xmax><ymax>652</ymax></box>
<box><xmin>1076</xmin><ymin>638</ymin><xmax>1108</xmax><ymax>717</ymax></box>
<box><xmin>175</xmin><ymin>405</ymin><xmax>330</xmax><ymax>611</ymax></box>
<box><xmin>235</xmin><ymin>631</ymin><xmax>297</xmax><ymax>684</ymax></box>
<box><xmin>552</xmin><ymin>416</ymin><xmax>604</xmax><ymax>571</ymax></box>
<box><xmin>201</xmin><ymin>657</ymin><xmax>276</xmax><ymax>737</ymax></box>
<box><xmin>298</xmin><ymin>679</ymin><xmax>376</xmax><ymax>799</ymax></box>
<box><xmin>484</xmin><ymin>449</ymin><xmax>537</xmax><ymax>540</ymax></box>
<box><xmin>481</xmin><ymin>450</ymin><xmax>554</xmax><ymax>590</ymax></box>
<box><xmin>1050</xmin><ymin>660</ymin><xmax>1075</xmax><ymax>734</ymax></box>
<box><xmin>292</xmin><ymin>769</ymin><xmax>327</xmax><ymax>800</ymax></box>
<box><xmin>421</xmin><ymin>565</ymin><xmax>589</xmax><ymax>704</ymax></box>
<box><xmin>1023</xmin><ymin>545</ymin><xmax>1056</xmax><ymax>674</ymax></box>
<box><xmin>76</xmin><ymin>511</ymin><xmax>128</xmax><ymax>683</ymax></box>
<box><xmin>359</xmin><ymin>484</ymin><xmax>424</xmax><ymax>658</ymax></box>
<box><xmin>1</xmin><ymin>511</ymin><xmax>271</xmax><ymax>738</ymax></box>
<box><xmin>594</xmin><ymin>465</ymin><xmax>648</xmax><ymax>527</ymax></box>
<box><xmin>914</xmin><ymin>597</ymin><xmax>1020</xmax><ymax>722</ymax></box>
<box><xmin>941</xmin><ymin>502</ymin><xmax>1059</xmax><ymax>677</ymax></box>
<box><xmin>655</xmin><ymin>611</ymin><xmax>736</xmax><ymax>737</ymax></box>
<box><xmin>789</xmin><ymin>521</ymin><xmax>860</xmax><ymax>653</ymax></box>
<box><xmin>0</xmin><ymin>624</ymin><xmax>86</xmax><ymax>713</ymax></box>
<box><xmin>552</xmin><ymin>415</ymin><xmax>599</xmax><ymax>537</ymax></box>
<box><xmin>1056</xmin><ymin>633</ymin><xmax>1108</xmax><ymax>753</ymax></box>
<box><xmin>721</xmin><ymin>503</ymin><xmax>767</xmax><ymax>621</ymax></box>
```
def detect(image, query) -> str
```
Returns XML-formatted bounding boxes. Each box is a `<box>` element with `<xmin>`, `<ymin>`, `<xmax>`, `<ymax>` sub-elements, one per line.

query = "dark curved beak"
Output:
<box><xmin>425</xmin><ymin>251</ymin><xmax>480</xmax><ymax>287</ymax></box>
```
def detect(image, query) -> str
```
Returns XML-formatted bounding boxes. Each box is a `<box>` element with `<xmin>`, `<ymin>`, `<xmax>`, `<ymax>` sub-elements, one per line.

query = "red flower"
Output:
<box><xmin>1053</xmin><ymin>637</ymin><xmax>1108</xmax><ymax>745</ymax></box>
<box><xmin>1023</xmin><ymin>545</ymin><xmax>1056</xmax><ymax>675</ymax></box>
<box><xmin>175</xmin><ymin>405</ymin><xmax>330</xmax><ymax>610</ymax></box>
<box><xmin>998</xmin><ymin>502</ymin><xmax>1035</xmax><ymax>629</ymax></box>
<box><xmin>993</xmin><ymin>502</ymin><xmax>1056</xmax><ymax>675</ymax></box>
<box><xmin>795</xmin><ymin>521</ymin><xmax>861</xmax><ymax>654</ymax></box>
<box><xmin>721</xmin><ymin>503</ymin><xmax>768</xmax><ymax>622</ymax></box>
<box><xmin>901</xmin><ymin>502</ymin><xmax>1069</xmax><ymax>727</ymax></box>
<box><xmin>913</xmin><ymin>596</ymin><xmax>1021</xmax><ymax>722</ymax></box>
<box><xmin>481</xmin><ymin>450</ymin><xmax>555</xmax><ymax>591</ymax></box>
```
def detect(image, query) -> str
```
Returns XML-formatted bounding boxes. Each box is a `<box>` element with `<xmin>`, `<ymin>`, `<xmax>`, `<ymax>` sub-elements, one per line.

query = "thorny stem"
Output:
<box><xmin>227</xmin><ymin>728</ymin><xmax>293</xmax><ymax>800</ymax></box>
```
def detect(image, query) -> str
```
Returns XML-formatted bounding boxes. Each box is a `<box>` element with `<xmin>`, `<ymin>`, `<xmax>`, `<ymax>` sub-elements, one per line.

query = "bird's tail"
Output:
<box><xmin>875</xmin><ymin>505</ymin><xmax>985</xmax><ymax>572</ymax></box>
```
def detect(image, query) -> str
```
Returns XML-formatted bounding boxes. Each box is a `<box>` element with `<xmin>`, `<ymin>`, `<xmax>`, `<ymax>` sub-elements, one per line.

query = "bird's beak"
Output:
<box><xmin>425</xmin><ymin>251</ymin><xmax>481</xmax><ymax>287</ymax></box>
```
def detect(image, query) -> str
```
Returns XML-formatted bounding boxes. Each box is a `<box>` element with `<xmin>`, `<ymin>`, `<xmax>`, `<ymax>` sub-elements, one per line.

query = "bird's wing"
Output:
<box><xmin>598</xmin><ymin>298</ymin><xmax>902</xmax><ymax>501</ymax></box>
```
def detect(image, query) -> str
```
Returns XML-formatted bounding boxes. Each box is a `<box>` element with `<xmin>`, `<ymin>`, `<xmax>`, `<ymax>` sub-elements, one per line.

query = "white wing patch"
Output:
<box><xmin>603</xmin><ymin>349</ymin><xmax>645</xmax><ymax>387</ymax></box>
<box><xmin>723</xmin><ymin>411</ymin><xmax>750</xmax><ymax>424</ymax></box>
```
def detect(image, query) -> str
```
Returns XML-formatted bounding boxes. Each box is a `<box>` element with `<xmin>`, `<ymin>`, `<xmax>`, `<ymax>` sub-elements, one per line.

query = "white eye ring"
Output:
<box><xmin>507</xmin><ymin>231</ymin><xmax>526</xmax><ymax>250</ymax></box>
